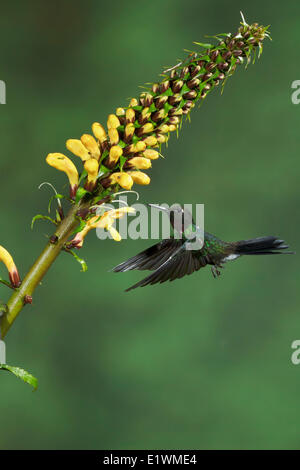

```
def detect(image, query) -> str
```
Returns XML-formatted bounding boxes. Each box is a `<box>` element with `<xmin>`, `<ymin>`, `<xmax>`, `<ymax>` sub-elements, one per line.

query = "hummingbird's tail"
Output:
<box><xmin>234</xmin><ymin>236</ymin><xmax>294</xmax><ymax>255</ymax></box>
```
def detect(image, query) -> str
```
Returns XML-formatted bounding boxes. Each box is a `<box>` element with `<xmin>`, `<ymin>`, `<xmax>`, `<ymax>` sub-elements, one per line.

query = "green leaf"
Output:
<box><xmin>75</xmin><ymin>187</ymin><xmax>91</xmax><ymax>204</ymax></box>
<box><xmin>79</xmin><ymin>169</ymin><xmax>88</xmax><ymax>184</ymax></box>
<box><xmin>71</xmin><ymin>216</ymin><xmax>87</xmax><ymax>236</ymax></box>
<box><xmin>67</xmin><ymin>249</ymin><xmax>88</xmax><ymax>272</ymax></box>
<box><xmin>48</xmin><ymin>193</ymin><xmax>66</xmax><ymax>214</ymax></box>
<box><xmin>119</xmin><ymin>155</ymin><xmax>127</xmax><ymax>171</ymax></box>
<box><xmin>194</xmin><ymin>41</ymin><xmax>213</xmax><ymax>48</ymax></box>
<box><xmin>0</xmin><ymin>278</ymin><xmax>11</xmax><ymax>289</ymax></box>
<box><xmin>0</xmin><ymin>364</ymin><xmax>38</xmax><ymax>390</ymax></box>
<box><xmin>31</xmin><ymin>214</ymin><xmax>57</xmax><ymax>230</ymax></box>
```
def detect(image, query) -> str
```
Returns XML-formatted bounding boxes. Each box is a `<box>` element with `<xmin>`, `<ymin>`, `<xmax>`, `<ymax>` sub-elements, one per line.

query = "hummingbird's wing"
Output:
<box><xmin>112</xmin><ymin>238</ymin><xmax>184</xmax><ymax>272</ymax></box>
<box><xmin>123</xmin><ymin>245</ymin><xmax>208</xmax><ymax>292</ymax></box>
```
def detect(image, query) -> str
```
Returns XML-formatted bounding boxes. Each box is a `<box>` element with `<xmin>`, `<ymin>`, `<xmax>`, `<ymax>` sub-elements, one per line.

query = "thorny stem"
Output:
<box><xmin>0</xmin><ymin>201</ymin><xmax>89</xmax><ymax>338</ymax></box>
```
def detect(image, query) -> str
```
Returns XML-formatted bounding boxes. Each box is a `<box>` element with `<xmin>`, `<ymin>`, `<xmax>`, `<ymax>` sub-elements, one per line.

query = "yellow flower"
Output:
<box><xmin>66</xmin><ymin>139</ymin><xmax>90</xmax><ymax>161</ymax></box>
<box><xmin>125</xmin><ymin>108</ymin><xmax>135</xmax><ymax>123</ymax></box>
<box><xmin>106</xmin><ymin>145</ymin><xmax>123</xmax><ymax>168</ymax></box>
<box><xmin>0</xmin><ymin>245</ymin><xmax>21</xmax><ymax>288</ymax></box>
<box><xmin>116</xmin><ymin>107</ymin><xmax>125</xmax><ymax>116</ymax></box>
<box><xmin>143</xmin><ymin>149</ymin><xmax>159</xmax><ymax>160</ymax></box>
<box><xmin>107</xmin><ymin>114</ymin><xmax>120</xmax><ymax>129</ymax></box>
<box><xmin>70</xmin><ymin>207</ymin><xmax>135</xmax><ymax>247</ymax></box>
<box><xmin>80</xmin><ymin>134</ymin><xmax>100</xmax><ymax>160</ymax></box>
<box><xmin>129</xmin><ymin>98</ymin><xmax>138</xmax><ymax>107</ymax></box>
<box><xmin>108</xmin><ymin>172</ymin><xmax>133</xmax><ymax>190</ymax></box>
<box><xmin>84</xmin><ymin>158</ymin><xmax>99</xmax><ymax>191</ymax></box>
<box><xmin>46</xmin><ymin>153</ymin><xmax>79</xmax><ymax>198</ymax></box>
<box><xmin>143</xmin><ymin>135</ymin><xmax>157</xmax><ymax>147</ymax></box>
<box><xmin>92</xmin><ymin>122</ymin><xmax>107</xmax><ymax>143</ymax></box>
<box><xmin>124</xmin><ymin>123</ymin><xmax>135</xmax><ymax>141</ymax></box>
<box><xmin>108</xmin><ymin>128</ymin><xmax>119</xmax><ymax>146</ymax></box>
<box><xmin>124</xmin><ymin>156</ymin><xmax>152</xmax><ymax>170</ymax></box>
<box><xmin>126</xmin><ymin>171</ymin><xmax>150</xmax><ymax>185</ymax></box>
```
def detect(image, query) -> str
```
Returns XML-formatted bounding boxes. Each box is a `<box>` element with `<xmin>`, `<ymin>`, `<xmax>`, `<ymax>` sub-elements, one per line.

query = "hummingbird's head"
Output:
<box><xmin>148</xmin><ymin>203</ymin><xmax>192</xmax><ymax>234</ymax></box>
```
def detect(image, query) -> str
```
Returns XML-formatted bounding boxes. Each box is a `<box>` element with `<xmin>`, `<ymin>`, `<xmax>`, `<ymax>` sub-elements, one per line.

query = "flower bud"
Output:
<box><xmin>107</xmin><ymin>114</ymin><xmax>120</xmax><ymax>129</ymax></box>
<box><xmin>116</xmin><ymin>107</ymin><xmax>125</xmax><ymax>116</ymax></box>
<box><xmin>80</xmin><ymin>134</ymin><xmax>100</xmax><ymax>160</ymax></box>
<box><xmin>108</xmin><ymin>128</ymin><xmax>119</xmax><ymax>145</ymax></box>
<box><xmin>126</xmin><ymin>108</ymin><xmax>135</xmax><ymax>123</ymax></box>
<box><xmin>124</xmin><ymin>157</ymin><xmax>152</xmax><ymax>170</ymax></box>
<box><xmin>92</xmin><ymin>122</ymin><xmax>107</xmax><ymax>143</ymax></box>
<box><xmin>168</xmin><ymin>124</ymin><xmax>177</xmax><ymax>132</ymax></box>
<box><xmin>84</xmin><ymin>158</ymin><xmax>99</xmax><ymax>191</ymax></box>
<box><xmin>124</xmin><ymin>123</ymin><xmax>135</xmax><ymax>142</ymax></box>
<box><xmin>66</xmin><ymin>139</ymin><xmax>90</xmax><ymax>161</ymax></box>
<box><xmin>136</xmin><ymin>123</ymin><xmax>154</xmax><ymax>136</ymax></box>
<box><xmin>106</xmin><ymin>145</ymin><xmax>123</xmax><ymax>168</ymax></box>
<box><xmin>152</xmin><ymin>109</ymin><xmax>167</xmax><ymax>122</ymax></box>
<box><xmin>143</xmin><ymin>149</ymin><xmax>159</xmax><ymax>160</ymax></box>
<box><xmin>0</xmin><ymin>245</ymin><xmax>21</xmax><ymax>288</ymax></box>
<box><xmin>123</xmin><ymin>140</ymin><xmax>146</xmax><ymax>156</ymax></box>
<box><xmin>129</xmin><ymin>98</ymin><xmax>138</xmax><ymax>107</ymax></box>
<box><xmin>46</xmin><ymin>153</ymin><xmax>79</xmax><ymax>198</ymax></box>
<box><xmin>154</xmin><ymin>96</ymin><xmax>168</xmax><ymax>109</ymax></box>
<box><xmin>143</xmin><ymin>135</ymin><xmax>157</xmax><ymax>147</ymax></box>
<box><xmin>183</xmin><ymin>90</ymin><xmax>197</xmax><ymax>100</ymax></box>
<box><xmin>126</xmin><ymin>171</ymin><xmax>150</xmax><ymax>185</ymax></box>
<box><xmin>169</xmin><ymin>116</ymin><xmax>180</xmax><ymax>125</ymax></box>
<box><xmin>156</xmin><ymin>133</ymin><xmax>167</xmax><ymax>143</ymax></box>
<box><xmin>157</xmin><ymin>124</ymin><xmax>169</xmax><ymax>134</ymax></box>
<box><xmin>108</xmin><ymin>172</ymin><xmax>134</xmax><ymax>190</ymax></box>
<box><xmin>168</xmin><ymin>94</ymin><xmax>182</xmax><ymax>106</ymax></box>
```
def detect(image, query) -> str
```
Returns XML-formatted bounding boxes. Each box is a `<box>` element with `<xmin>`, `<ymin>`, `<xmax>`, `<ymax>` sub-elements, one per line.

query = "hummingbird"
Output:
<box><xmin>112</xmin><ymin>204</ymin><xmax>293</xmax><ymax>292</ymax></box>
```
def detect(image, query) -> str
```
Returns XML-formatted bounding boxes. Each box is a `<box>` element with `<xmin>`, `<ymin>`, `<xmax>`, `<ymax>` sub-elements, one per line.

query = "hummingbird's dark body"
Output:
<box><xmin>113</xmin><ymin>205</ymin><xmax>293</xmax><ymax>292</ymax></box>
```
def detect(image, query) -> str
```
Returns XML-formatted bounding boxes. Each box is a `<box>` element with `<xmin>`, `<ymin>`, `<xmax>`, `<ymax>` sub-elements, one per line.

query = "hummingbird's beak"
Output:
<box><xmin>148</xmin><ymin>204</ymin><xmax>170</xmax><ymax>213</ymax></box>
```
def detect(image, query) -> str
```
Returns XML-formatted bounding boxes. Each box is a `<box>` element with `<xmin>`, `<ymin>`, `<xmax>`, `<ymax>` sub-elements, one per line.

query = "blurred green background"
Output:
<box><xmin>0</xmin><ymin>0</ymin><xmax>299</xmax><ymax>450</ymax></box>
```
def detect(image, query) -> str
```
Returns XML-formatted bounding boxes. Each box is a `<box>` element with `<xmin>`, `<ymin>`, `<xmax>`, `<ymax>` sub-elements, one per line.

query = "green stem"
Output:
<box><xmin>0</xmin><ymin>202</ymin><xmax>86</xmax><ymax>338</ymax></box>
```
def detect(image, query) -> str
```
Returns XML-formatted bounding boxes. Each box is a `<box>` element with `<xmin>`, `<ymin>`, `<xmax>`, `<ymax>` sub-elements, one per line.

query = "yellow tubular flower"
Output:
<box><xmin>106</xmin><ymin>172</ymin><xmax>133</xmax><ymax>190</ymax></box>
<box><xmin>125</xmin><ymin>108</ymin><xmax>135</xmax><ymax>123</ymax></box>
<box><xmin>108</xmin><ymin>128</ymin><xmax>119</xmax><ymax>146</ymax></box>
<box><xmin>158</xmin><ymin>124</ymin><xmax>169</xmax><ymax>134</ymax></box>
<box><xmin>126</xmin><ymin>171</ymin><xmax>150</xmax><ymax>185</ymax></box>
<box><xmin>143</xmin><ymin>135</ymin><xmax>158</xmax><ymax>147</ymax></box>
<box><xmin>70</xmin><ymin>207</ymin><xmax>135</xmax><ymax>247</ymax></box>
<box><xmin>107</xmin><ymin>114</ymin><xmax>120</xmax><ymax>129</ymax></box>
<box><xmin>129</xmin><ymin>98</ymin><xmax>138</xmax><ymax>107</ymax></box>
<box><xmin>92</xmin><ymin>122</ymin><xmax>107</xmax><ymax>144</ymax></box>
<box><xmin>124</xmin><ymin>141</ymin><xmax>146</xmax><ymax>156</ymax></box>
<box><xmin>137</xmin><ymin>123</ymin><xmax>154</xmax><ymax>135</ymax></box>
<box><xmin>156</xmin><ymin>133</ymin><xmax>167</xmax><ymax>143</ymax></box>
<box><xmin>106</xmin><ymin>145</ymin><xmax>123</xmax><ymax>168</ymax></box>
<box><xmin>84</xmin><ymin>158</ymin><xmax>99</xmax><ymax>191</ymax></box>
<box><xmin>46</xmin><ymin>153</ymin><xmax>79</xmax><ymax>198</ymax></box>
<box><xmin>143</xmin><ymin>149</ymin><xmax>159</xmax><ymax>160</ymax></box>
<box><xmin>80</xmin><ymin>134</ymin><xmax>100</xmax><ymax>160</ymax></box>
<box><xmin>124</xmin><ymin>156</ymin><xmax>152</xmax><ymax>170</ymax></box>
<box><xmin>0</xmin><ymin>245</ymin><xmax>21</xmax><ymax>288</ymax></box>
<box><xmin>168</xmin><ymin>124</ymin><xmax>177</xmax><ymax>132</ymax></box>
<box><xmin>66</xmin><ymin>139</ymin><xmax>90</xmax><ymax>162</ymax></box>
<box><xmin>124</xmin><ymin>123</ymin><xmax>135</xmax><ymax>141</ymax></box>
<box><xmin>116</xmin><ymin>107</ymin><xmax>125</xmax><ymax>116</ymax></box>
